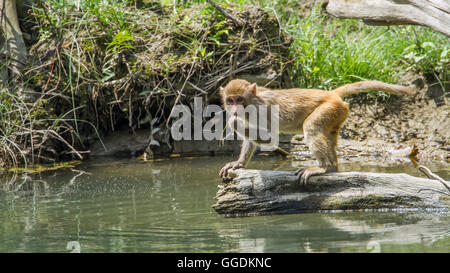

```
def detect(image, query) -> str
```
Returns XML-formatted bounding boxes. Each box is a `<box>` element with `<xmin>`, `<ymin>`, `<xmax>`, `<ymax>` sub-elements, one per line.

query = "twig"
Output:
<box><xmin>418</xmin><ymin>165</ymin><xmax>450</xmax><ymax>191</ymax></box>
<box><xmin>207</xmin><ymin>0</ymin><xmax>244</xmax><ymax>27</ymax></box>
<box><xmin>187</xmin><ymin>81</ymin><xmax>208</xmax><ymax>94</ymax></box>
<box><xmin>69</xmin><ymin>169</ymin><xmax>92</xmax><ymax>185</ymax></box>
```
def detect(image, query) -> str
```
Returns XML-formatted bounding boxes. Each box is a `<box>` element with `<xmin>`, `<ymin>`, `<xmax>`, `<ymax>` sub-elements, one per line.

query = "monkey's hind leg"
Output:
<box><xmin>295</xmin><ymin>133</ymin><xmax>336</xmax><ymax>186</ymax></box>
<box><xmin>296</xmin><ymin>102</ymin><xmax>346</xmax><ymax>186</ymax></box>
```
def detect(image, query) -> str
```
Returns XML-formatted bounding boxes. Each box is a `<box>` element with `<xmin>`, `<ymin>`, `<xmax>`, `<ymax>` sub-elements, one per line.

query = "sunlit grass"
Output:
<box><xmin>261</xmin><ymin>0</ymin><xmax>448</xmax><ymax>90</ymax></box>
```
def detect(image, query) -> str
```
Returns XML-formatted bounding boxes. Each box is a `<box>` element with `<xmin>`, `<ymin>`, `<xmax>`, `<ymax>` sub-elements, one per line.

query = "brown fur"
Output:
<box><xmin>219</xmin><ymin>79</ymin><xmax>415</xmax><ymax>185</ymax></box>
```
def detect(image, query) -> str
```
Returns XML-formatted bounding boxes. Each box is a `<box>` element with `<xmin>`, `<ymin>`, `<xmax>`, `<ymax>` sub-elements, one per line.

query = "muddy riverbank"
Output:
<box><xmin>1</xmin><ymin>1</ymin><xmax>447</xmax><ymax>168</ymax></box>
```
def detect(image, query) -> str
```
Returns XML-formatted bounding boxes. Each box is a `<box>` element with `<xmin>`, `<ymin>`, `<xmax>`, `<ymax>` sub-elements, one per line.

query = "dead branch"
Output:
<box><xmin>325</xmin><ymin>0</ymin><xmax>450</xmax><ymax>37</ymax></box>
<box><xmin>207</xmin><ymin>0</ymin><xmax>244</xmax><ymax>27</ymax></box>
<box><xmin>418</xmin><ymin>165</ymin><xmax>450</xmax><ymax>191</ymax></box>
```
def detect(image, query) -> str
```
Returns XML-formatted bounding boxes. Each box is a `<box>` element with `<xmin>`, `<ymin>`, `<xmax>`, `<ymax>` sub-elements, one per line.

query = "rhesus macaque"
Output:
<box><xmin>219</xmin><ymin>79</ymin><xmax>414</xmax><ymax>185</ymax></box>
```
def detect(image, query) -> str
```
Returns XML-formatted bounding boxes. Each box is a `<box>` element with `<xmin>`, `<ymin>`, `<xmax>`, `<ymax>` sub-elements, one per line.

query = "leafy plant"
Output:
<box><xmin>208</xmin><ymin>21</ymin><xmax>231</xmax><ymax>46</ymax></box>
<box><xmin>402</xmin><ymin>40</ymin><xmax>449</xmax><ymax>91</ymax></box>
<box><xmin>261</xmin><ymin>1</ymin><xmax>448</xmax><ymax>93</ymax></box>
<box><xmin>102</xmin><ymin>30</ymin><xmax>136</xmax><ymax>82</ymax></box>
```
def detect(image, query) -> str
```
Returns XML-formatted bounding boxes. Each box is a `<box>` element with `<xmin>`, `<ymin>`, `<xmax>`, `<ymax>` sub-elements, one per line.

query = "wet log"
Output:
<box><xmin>213</xmin><ymin>169</ymin><xmax>450</xmax><ymax>216</ymax></box>
<box><xmin>325</xmin><ymin>0</ymin><xmax>450</xmax><ymax>37</ymax></box>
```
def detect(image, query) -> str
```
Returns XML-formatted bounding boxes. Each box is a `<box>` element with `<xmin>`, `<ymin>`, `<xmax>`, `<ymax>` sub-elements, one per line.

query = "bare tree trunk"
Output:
<box><xmin>0</xmin><ymin>0</ymin><xmax>29</xmax><ymax>86</ymax></box>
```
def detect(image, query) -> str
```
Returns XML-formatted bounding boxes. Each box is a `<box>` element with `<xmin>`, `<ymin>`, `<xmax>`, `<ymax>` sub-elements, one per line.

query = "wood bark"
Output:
<box><xmin>213</xmin><ymin>169</ymin><xmax>450</xmax><ymax>216</ymax></box>
<box><xmin>1</xmin><ymin>0</ymin><xmax>28</xmax><ymax>80</ymax></box>
<box><xmin>325</xmin><ymin>0</ymin><xmax>450</xmax><ymax>37</ymax></box>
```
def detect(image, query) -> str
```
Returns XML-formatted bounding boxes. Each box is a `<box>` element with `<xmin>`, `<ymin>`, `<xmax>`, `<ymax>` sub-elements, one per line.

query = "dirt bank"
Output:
<box><xmin>1</xmin><ymin>2</ymin><xmax>292</xmax><ymax>167</ymax></box>
<box><xmin>1</xmin><ymin>1</ymin><xmax>448</xmax><ymax>168</ymax></box>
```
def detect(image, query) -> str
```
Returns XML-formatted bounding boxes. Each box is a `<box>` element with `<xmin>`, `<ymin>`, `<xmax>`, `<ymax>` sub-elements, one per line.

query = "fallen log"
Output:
<box><xmin>325</xmin><ymin>0</ymin><xmax>450</xmax><ymax>37</ymax></box>
<box><xmin>213</xmin><ymin>169</ymin><xmax>450</xmax><ymax>216</ymax></box>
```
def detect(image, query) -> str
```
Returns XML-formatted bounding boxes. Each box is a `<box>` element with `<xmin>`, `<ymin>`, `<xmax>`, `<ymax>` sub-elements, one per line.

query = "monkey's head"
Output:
<box><xmin>220</xmin><ymin>79</ymin><xmax>259</xmax><ymax>116</ymax></box>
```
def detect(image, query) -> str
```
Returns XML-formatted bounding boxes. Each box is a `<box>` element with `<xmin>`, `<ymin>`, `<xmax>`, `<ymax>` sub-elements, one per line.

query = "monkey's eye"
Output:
<box><xmin>236</xmin><ymin>97</ymin><xmax>244</xmax><ymax>103</ymax></box>
<box><xmin>226</xmin><ymin>98</ymin><xmax>234</xmax><ymax>104</ymax></box>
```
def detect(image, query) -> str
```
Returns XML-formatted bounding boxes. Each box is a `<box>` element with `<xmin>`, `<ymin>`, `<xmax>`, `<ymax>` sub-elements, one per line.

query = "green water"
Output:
<box><xmin>0</xmin><ymin>156</ymin><xmax>449</xmax><ymax>253</ymax></box>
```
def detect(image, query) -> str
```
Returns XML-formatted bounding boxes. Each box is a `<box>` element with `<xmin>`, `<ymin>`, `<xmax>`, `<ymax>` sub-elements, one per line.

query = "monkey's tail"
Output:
<box><xmin>333</xmin><ymin>81</ymin><xmax>415</xmax><ymax>98</ymax></box>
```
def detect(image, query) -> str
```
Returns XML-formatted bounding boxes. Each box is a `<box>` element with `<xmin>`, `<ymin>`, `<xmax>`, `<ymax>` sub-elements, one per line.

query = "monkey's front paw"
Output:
<box><xmin>219</xmin><ymin>161</ymin><xmax>243</xmax><ymax>178</ymax></box>
<box><xmin>295</xmin><ymin>167</ymin><xmax>325</xmax><ymax>187</ymax></box>
<box><xmin>295</xmin><ymin>168</ymin><xmax>309</xmax><ymax>187</ymax></box>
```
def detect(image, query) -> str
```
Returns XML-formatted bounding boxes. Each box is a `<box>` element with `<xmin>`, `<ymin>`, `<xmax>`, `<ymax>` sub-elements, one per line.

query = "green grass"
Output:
<box><xmin>32</xmin><ymin>0</ymin><xmax>449</xmax><ymax>91</ymax></box>
<box><xmin>178</xmin><ymin>0</ymin><xmax>449</xmax><ymax>91</ymax></box>
<box><xmin>173</xmin><ymin>0</ymin><xmax>448</xmax><ymax>91</ymax></box>
<box><xmin>263</xmin><ymin>0</ymin><xmax>448</xmax><ymax>90</ymax></box>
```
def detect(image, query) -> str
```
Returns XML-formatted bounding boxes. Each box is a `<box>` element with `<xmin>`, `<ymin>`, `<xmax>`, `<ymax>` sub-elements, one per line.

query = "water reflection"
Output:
<box><xmin>0</xmin><ymin>156</ymin><xmax>448</xmax><ymax>252</ymax></box>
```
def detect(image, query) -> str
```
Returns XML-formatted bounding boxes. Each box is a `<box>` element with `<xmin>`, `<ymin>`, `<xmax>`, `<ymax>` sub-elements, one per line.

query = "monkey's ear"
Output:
<box><xmin>250</xmin><ymin>83</ymin><xmax>257</xmax><ymax>96</ymax></box>
<box><xmin>220</xmin><ymin>86</ymin><xmax>224</xmax><ymax>96</ymax></box>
